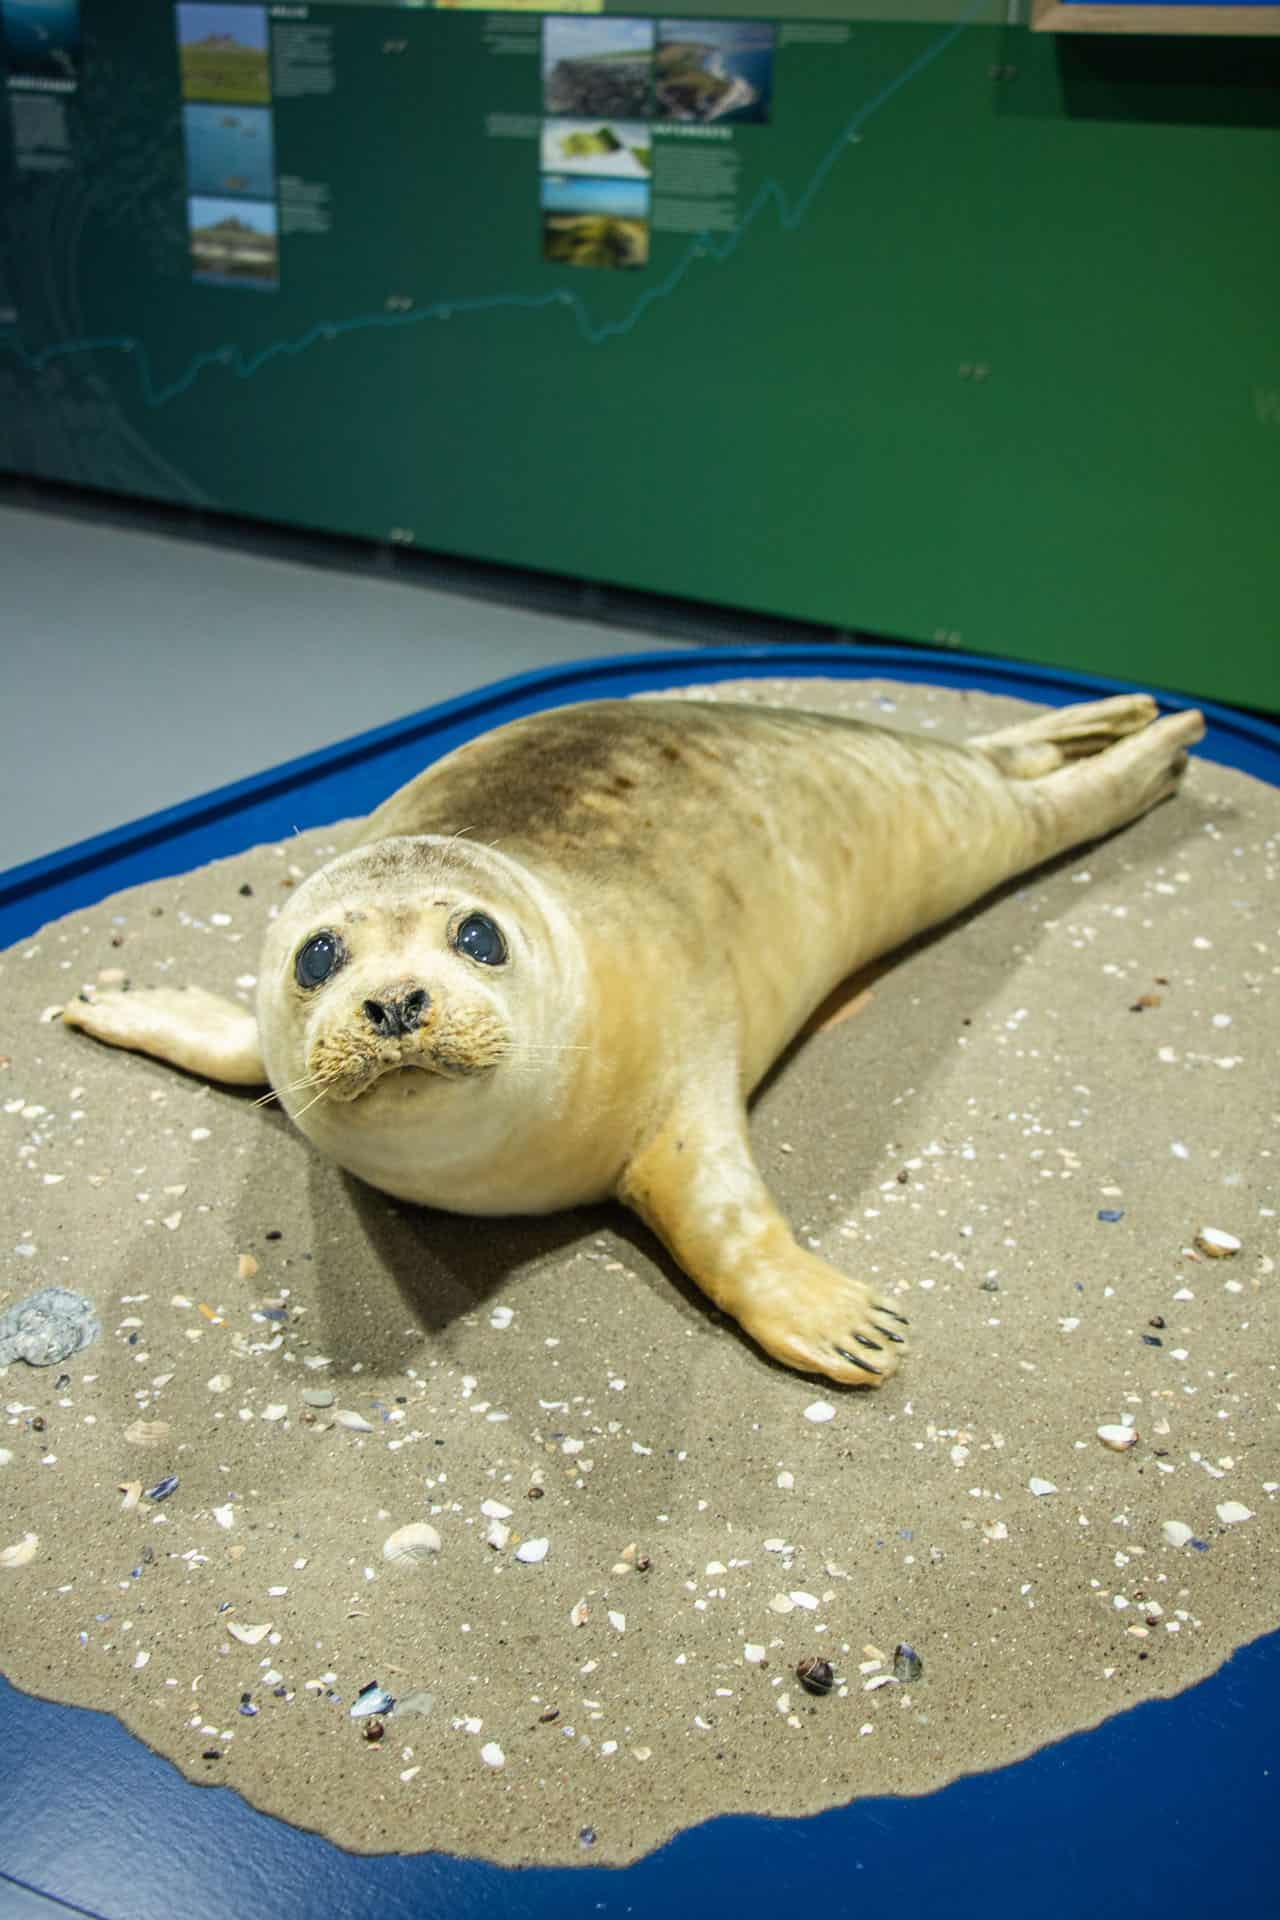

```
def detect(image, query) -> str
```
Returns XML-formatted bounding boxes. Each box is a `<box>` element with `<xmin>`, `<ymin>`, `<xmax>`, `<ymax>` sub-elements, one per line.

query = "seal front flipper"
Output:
<box><xmin>618</xmin><ymin>1095</ymin><xmax>906</xmax><ymax>1388</ymax></box>
<box><xmin>62</xmin><ymin>986</ymin><xmax>267</xmax><ymax>1086</ymax></box>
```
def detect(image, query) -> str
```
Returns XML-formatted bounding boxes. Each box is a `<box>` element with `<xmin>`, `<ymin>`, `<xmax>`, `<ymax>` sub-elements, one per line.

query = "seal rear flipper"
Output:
<box><xmin>618</xmin><ymin>1097</ymin><xmax>906</xmax><ymax>1388</ymax></box>
<box><xmin>62</xmin><ymin>986</ymin><xmax>267</xmax><ymax>1086</ymax></box>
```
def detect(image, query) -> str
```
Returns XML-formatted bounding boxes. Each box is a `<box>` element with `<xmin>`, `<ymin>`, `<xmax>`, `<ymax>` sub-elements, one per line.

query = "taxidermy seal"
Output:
<box><xmin>63</xmin><ymin>690</ymin><xmax>1204</xmax><ymax>1385</ymax></box>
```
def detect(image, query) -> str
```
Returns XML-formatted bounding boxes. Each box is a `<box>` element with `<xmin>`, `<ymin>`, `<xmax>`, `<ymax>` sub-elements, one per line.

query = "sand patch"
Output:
<box><xmin>0</xmin><ymin>677</ymin><xmax>1275</xmax><ymax>1866</ymax></box>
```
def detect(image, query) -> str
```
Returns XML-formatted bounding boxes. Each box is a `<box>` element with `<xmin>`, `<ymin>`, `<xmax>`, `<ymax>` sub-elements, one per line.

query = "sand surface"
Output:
<box><xmin>0</xmin><ymin>676</ymin><xmax>1275</xmax><ymax>1867</ymax></box>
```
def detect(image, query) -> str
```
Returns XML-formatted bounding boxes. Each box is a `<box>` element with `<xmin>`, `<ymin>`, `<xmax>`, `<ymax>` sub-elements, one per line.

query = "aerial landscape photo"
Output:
<box><xmin>654</xmin><ymin>18</ymin><xmax>774</xmax><ymax>125</ymax></box>
<box><xmin>543</xmin><ymin>15</ymin><xmax>652</xmax><ymax>121</ymax></box>
<box><xmin>176</xmin><ymin>2</ymin><xmax>270</xmax><ymax>105</ymax></box>
<box><xmin>183</xmin><ymin>102</ymin><xmax>275</xmax><ymax>199</ymax></box>
<box><xmin>541</xmin><ymin>173</ymin><xmax>650</xmax><ymax>271</ymax></box>
<box><xmin>188</xmin><ymin>193</ymin><xmax>279</xmax><ymax>288</ymax></box>
<box><xmin>540</xmin><ymin>117</ymin><xmax>651</xmax><ymax>180</ymax></box>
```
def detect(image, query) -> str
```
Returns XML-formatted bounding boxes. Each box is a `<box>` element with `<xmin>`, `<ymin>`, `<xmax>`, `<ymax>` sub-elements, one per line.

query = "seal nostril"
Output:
<box><xmin>363</xmin><ymin>998</ymin><xmax>398</xmax><ymax>1038</ymax></box>
<box><xmin>400</xmin><ymin>989</ymin><xmax>429</xmax><ymax>1032</ymax></box>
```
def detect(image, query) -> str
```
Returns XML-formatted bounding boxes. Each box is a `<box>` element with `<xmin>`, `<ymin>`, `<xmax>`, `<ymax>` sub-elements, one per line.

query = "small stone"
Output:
<box><xmin>0</xmin><ymin>1288</ymin><xmax>100</xmax><ymax>1368</ymax></box>
<box><xmin>803</xmin><ymin>1401</ymin><xmax>836</xmax><ymax>1423</ymax></box>
<box><xmin>363</xmin><ymin>1719</ymin><xmax>385</xmax><ymax>1742</ymax></box>
<box><xmin>1096</xmin><ymin>1209</ymin><xmax>1125</xmax><ymax>1223</ymax></box>
<box><xmin>488</xmin><ymin>1306</ymin><xmax>514</xmax><ymax>1330</ymax></box>
<box><xmin>333</xmin><ymin>1409</ymin><xmax>374</xmax><ymax>1432</ymax></box>
<box><xmin>480</xmin><ymin>1741</ymin><xmax>505</xmax><ymax>1769</ymax></box>
<box><xmin>1097</xmin><ymin>1424</ymin><xmax>1139</xmax><ymax>1452</ymax></box>
<box><xmin>743</xmin><ymin>1644</ymin><xmax>767</xmax><ymax>1665</ymax></box>
<box><xmin>485</xmin><ymin>1520</ymin><xmax>511</xmax><ymax>1551</ymax></box>
<box><xmin>1028</xmin><ymin>1477</ymin><xmax>1057</xmax><ymax>1497</ymax></box>
<box><xmin>569</xmin><ymin>1600</ymin><xmax>590</xmax><ymax>1628</ymax></box>
<box><xmin>302</xmin><ymin>1389</ymin><xmax>335</xmax><ymax>1409</ymax></box>
<box><xmin>796</xmin><ymin>1656</ymin><xmax>834</xmax><ymax>1696</ymax></box>
<box><xmin>538</xmin><ymin>1705</ymin><xmax>560</xmax><ymax>1724</ymax></box>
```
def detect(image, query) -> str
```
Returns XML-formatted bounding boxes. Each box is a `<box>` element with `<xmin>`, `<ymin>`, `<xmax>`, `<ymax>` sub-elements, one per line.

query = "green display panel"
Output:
<box><xmin>1</xmin><ymin>2</ymin><xmax>1277</xmax><ymax>708</ymax></box>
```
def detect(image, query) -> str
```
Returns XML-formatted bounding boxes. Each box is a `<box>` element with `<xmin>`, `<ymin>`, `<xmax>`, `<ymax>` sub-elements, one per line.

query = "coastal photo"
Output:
<box><xmin>542</xmin><ymin>15</ymin><xmax>652</xmax><ymax>122</ymax></box>
<box><xmin>188</xmin><ymin>193</ymin><xmax>279</xmax><ymax>288</ymax></box>
<box><xmin>182</xmin><ymin>102</ymin><xmax>275</xmax><ymax>199</ymax></box>
<box><xmin>541</xmin><ymin>174</ymin><xmax>650</xmax><ymax>272</ymax></box>
<box><xmin>0</xmin><ymin>0</ymin><xmax>81</xmax><ymax>86</ymax></box>
<box><xmin>654</xmin><ymin>19</ymin><xmax>774</xmax><ymax>125</ymax></box>
<box><xmin>176</xmin><ymin>3</ymin><xmax>270</xmax><ymax>105</ymax></box>
<box><xmin>540</xmin><ymin>118</ymin><xmax>650</xmax><ymax>181</ymax></box>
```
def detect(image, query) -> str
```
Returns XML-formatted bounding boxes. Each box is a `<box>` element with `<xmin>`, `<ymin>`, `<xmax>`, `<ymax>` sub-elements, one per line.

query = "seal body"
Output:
<box><xmin>64</xmin><ymin>690</ymin><xmax>1204</xmax><ymax>1384</ymax></box>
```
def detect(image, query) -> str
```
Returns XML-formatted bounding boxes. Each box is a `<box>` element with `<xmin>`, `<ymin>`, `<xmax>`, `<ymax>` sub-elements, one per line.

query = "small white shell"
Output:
<box><xmin>1097</xmin><ymin>1424</ymin><xmax>1139</xmax><ymax>1452</ymax></box>
<box><xmin>227</xmin><ymin>1621</ymin><xmax>272</xmax><ymax>1645</ymax></box>
<box><xmin>480</xmin><ymin>1741</ymin><xmax>505</xmax><ymax>1769</ymax></box>
<box><xmin>124</xmin><ymin>1419</ymin><xmax>170</xmax><ymax>1447</ymax></box>
<box><xmin>515</xmin><ymin>1537</ymin><xmax>549</xmax><ymax>1564</ymax></box>
<box><xmin>334</xmin><ymin>1409</ymin><xmax>375</xmax><ymax>1432</ymax></box>
<box><xmin>382</xmin><ymin>1522</ymin><xmax>442</xmax><ymax>1564</ymax></box>
<box><xmin>1162</xmin><ymin>1520</ymin><xmax>1194</xmax><ymax>1547</ymax></box>
<box><xmin>1028</xmin><ymin>1476</ymin><xmax>1058</xmax><ymax>1497</ymax></box>
<box><xmin>1216</xmin><ymin>1501</ymin><xmax>1253</xmax><ymax>1525</ymax></box>
<box><xmin>1</xmin><ymin>1532</ymin><xmax>38</xmax><ymax>1570</ymax></box>
<box><xmin>1195</xmin><ymin>1227</ymin><xmax>1241</xmax><ymax>1258</ymax></box>
<box><xmin>803</xmin><ymin>1401</ymin><xmax>835</xmax><ymax>1424</ymax></box>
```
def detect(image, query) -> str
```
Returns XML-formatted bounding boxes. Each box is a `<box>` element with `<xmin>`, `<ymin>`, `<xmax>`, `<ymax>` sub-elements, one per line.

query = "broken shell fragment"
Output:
<box><xmin>382</xmin><ymin>1522</ymin><xmax>442</xmax><ymax>1564</ymax></box>
<box><xmin>351</xmin><ymin>1683</ymin><xmax>395</xmax><ymax>1719</ymax></box>
<box><xmin>333</xmin><ymin>1409</ymin><xmax>375</xmax><ymax>1432</ymax></box>
<box><xmin>1</xmin><ymin>1532</ymin><xmax>38</xmax><ymax>1570</ymax></box>
<box><xmin>1097</xmin><ymin>1424</ymin><xmax>1139</xmax><ymax>1452</ymax></box>
<box><xmin>227</xmin><ymin>1621</ymin><xmax>272</xmax><ymax>1646</ymax></box>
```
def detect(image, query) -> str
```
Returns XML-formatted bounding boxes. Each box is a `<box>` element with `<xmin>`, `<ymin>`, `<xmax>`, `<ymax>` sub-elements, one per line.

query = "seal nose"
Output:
<box><xmin>362</xmin><ymin>988</ymin><xmax>430</xmax><ymax>1039</ymax></box>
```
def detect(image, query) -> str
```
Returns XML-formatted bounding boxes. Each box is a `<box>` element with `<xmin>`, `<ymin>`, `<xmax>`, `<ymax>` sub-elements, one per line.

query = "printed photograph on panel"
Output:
<box><xmin>183</xmin><ymin>103</ymin><xmax>275</xmax><ymax>199</ymax></box>
<box><xmin>540</xmin><ymin>118</ymin><xmax>650</xmax><ymax>180</ymax></box>
<box><xmin>542</xmin><ymin>16</ymin><xmax>653</xmax><ymax>121</ymax></box>
<box><xmin>176</xmin><ymin>3</ymin><xmax>270</xmax><ymax>105</ymax></box>
<box><xmin>188</xmin><ymin>193</ymin><xmax>279</xmax><ymax>288</ymax></box>
<box><xmin>653</xmin><ymin>19</ymin><xmax>774</xmax><ymax>125</ymax></box>
<box><xmin>541</xmin><ymin>173</ymin><xmax>650</xmax><ymax>271</ymax></box>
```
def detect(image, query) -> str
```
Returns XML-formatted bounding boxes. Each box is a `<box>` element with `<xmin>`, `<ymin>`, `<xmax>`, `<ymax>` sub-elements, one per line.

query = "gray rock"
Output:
<box><xmin>0</xmin><ymin>1288</ymin><xmax>100</xmax><ymax>1367</ymax></box>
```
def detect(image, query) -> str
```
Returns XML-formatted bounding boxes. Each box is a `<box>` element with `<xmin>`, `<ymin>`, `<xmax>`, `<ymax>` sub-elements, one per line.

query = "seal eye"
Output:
<box><xmin>454</xmin><ymin>913</ymin><xmax>507</xmax><ymax>968</ymax></box>
<box><xmin>294</xmin><ymin>931</ymin><xmax>343</xmax><ymax>989</ymax></box>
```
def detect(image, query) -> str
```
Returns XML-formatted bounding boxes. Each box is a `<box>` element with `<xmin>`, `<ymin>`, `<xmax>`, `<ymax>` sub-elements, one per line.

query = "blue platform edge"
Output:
<box><xmin>2</xmin><ymin>643</ymin><xmax>1277</xmax><ymax>1920</ymax></box>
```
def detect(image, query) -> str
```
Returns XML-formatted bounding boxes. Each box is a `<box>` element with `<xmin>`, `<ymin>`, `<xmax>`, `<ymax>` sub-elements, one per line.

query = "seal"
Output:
<box><xmin>63</xmin><ymin>690</ymin><xmax>1205</xmax><ymax>1385</ymax></box>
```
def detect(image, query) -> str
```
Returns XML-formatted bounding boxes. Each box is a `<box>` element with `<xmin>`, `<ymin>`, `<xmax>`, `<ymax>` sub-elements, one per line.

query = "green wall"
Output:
<box><xmin>1</xmin><ymin>4</ymin><xmax>1276</xmax><ymax>707</ymax></box>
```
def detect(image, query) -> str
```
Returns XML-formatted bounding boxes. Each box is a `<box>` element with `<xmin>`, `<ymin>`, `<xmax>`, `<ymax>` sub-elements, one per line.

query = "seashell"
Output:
<box><xmin>125</xmin><ymin>1419</ymin><xmax>170</xmax><ymax>1447</ymax></box>
<box><xmin>1216</xmin><ymin>1501</ymin><xmax>1253</xmax><ymax>1525</ymax></box>
<box><xmin>1195</xmin><ymin>1226</ymin><xmax>1241</xmax><ymax>1258</ymax></box>
<box><xmin>213</xmin><ymin>1505</ymin><xmax>235</xmax><ymax>1530</ymax></box>
<box><xmin>1</xmin><ymin>1532</ymin><xmax>38</xmax><ymax>1570</ymax></box>
<box><xmin>1028</xmin><ymin>1476</ymin><xmax>1057</xmax><ymax>1497</ymax></box>
<box><xmin>382</xmin><ymin>1522</ymin><xmax>442</xmax><ymax>1564</ymax></box>
<box><xmin>893</xmin><ymin>1642</ymin><xmax>924</xmax><ymax>1682</ymax></box>
<box><xmin>144</xmin><ymin>1475</ymin><xmax>179</xmax><ymax>1501</ymax></box>
<box><xmin>803</xmin><ymin>1401</ymin><xmax>835</xmax><ymax>1423</ymax></box>
<box><xmin>227</xmin><ymin>1621</ymin><xmax>272</xmax><ymax>1645</ymax></box>
<box><xmin>333</xmin><ymin>1409</ymin><xmax>374</xmax><ymax>1432</ymax></box>
<box><xmin>1162</xmin><ymin>1520</ymin><xmax>1194</xmax><ymax>1547</ymax></box>
<box><xmin>796</xmin><ymin>1656</ymin><xmax>834</xmax><ymax>1695</ymax></box>
<box><xmin>480</xmin><ymin>1741</ymin><xmax>505</xmax><ymax>1769</ymax></box>
<box><xmin>351</xmin><ymin>1683</ymin><xmax>395</xmax><ymax>1719</ymax></box>
<box><xmin>570</xmin><ymin>1599</ymin><xmax>590</xmax><ymax>1628</ymax></box>
<box><xmin>515</xmin><ymin>1537</ymin><xmax>549</xmax><ymax>1564</ymax></box>
<box><xmin>485</xmin><ymin>1520</ymin><xmax>511</xmax><ymax>1550</ymax></box>
<box><xmin>1097</xmin><ymin>1424</ymin><xmax>1139</xmax><ymax>1451</ymax></box>
<box><xmin>302</xmin><ymin>1389</ymin><xmax>334</xmax><ymax>1408</ymax></box>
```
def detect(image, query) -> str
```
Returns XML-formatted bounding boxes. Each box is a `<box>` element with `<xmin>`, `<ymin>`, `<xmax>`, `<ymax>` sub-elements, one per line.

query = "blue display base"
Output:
<box><xmin>3</xmin><ymin>645</ymin><xmax>1277</xmax><ymax>1919</ymax></box>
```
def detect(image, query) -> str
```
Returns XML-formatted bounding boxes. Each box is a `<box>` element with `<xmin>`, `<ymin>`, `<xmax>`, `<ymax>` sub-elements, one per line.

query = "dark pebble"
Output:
<box><xmin>1141</xmin><ymin>1334</ymin><xmax>1164</xmax><ymax>1347</ymax></box>
<box><xmin>265</xmin><ymin>1230</ymin><xmax>283</xmax><ymax>1242</ymax></box>
<box><xmin>55</xmin><ymin>1374</ymin><xmax>70</xmax><ymax>1390</ymax></box>
<box><xmin>239</xmin><ymin>883</ymin><xmax>254</xmax><ymax>897</ymax></box>
<box><xmin>202</xmin><ymin>1748</ymin><xmax>223</xmax><ymax>1761</ymax></box>
<box><xmin>363</xmin><ymin>1719</ymin><xmax>385</xmax><ymax>1742</ymax></box>
<box><xmin>1149</xmin><ymin>1315</ymin><xmax>1166</xmax><ymax>1329</ymax></box>
<box><xmin>538</xmin><ymin>1705</ymin><xmax>560</xmax><ymax>1724</ymax></box>
<box><xmin>578</xmin><ymin>1828</ymin><xmax>597</xmax><ymax>1849</ymax></box>
<box><xmin>796</xmin><ymin>1656</ymin><xmax>835</xmax><ymax>1696</ymax></box>
<box><xmin>31</xmin><ymin>1416</ymin><xmax>45</xmax><ymax>1433</ymax></box>
<box><xmin>527</xmin><ymin>1486</ymin><xmax>544</xmax><ymax>1500</ymax></box>
<box><xmin>893</xmin><ymin>1642</ymin><xmax>924</xmax><ymax>1683</ymax></box>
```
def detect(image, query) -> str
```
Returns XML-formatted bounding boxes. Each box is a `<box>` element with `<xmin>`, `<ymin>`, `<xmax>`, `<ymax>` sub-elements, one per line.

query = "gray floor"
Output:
<box><xmin>0</xmin><ymin>501</ymin><xmax>694</xmax><ymax>871</ymax></box>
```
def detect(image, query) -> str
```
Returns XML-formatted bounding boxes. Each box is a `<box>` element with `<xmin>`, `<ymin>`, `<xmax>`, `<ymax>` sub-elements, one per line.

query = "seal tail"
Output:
<box><xmin>970</xmin><ymin>692</ymin><xmax>1161</xmax><ymax>778</ymax></box>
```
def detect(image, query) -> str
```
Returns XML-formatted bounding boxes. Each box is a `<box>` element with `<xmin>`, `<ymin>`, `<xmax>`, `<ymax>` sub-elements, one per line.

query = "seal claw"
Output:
<box><xmin>835</xmin><ymin>1346</ymin><xmax>882</xmax><ymax>1376</ymax></box>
